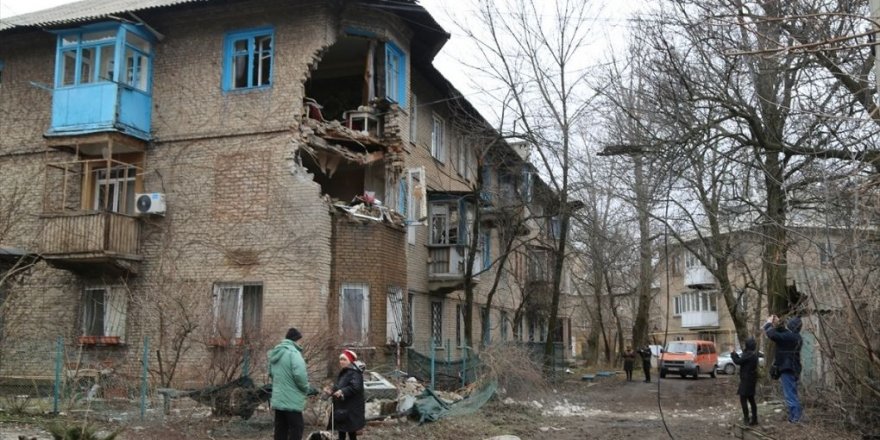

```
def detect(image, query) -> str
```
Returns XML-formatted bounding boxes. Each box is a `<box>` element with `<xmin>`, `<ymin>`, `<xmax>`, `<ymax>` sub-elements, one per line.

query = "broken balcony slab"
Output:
<box><xmin>364</xmin><ymin>371</ymin><xmax>397</xmax><ymax>401</ymax></box>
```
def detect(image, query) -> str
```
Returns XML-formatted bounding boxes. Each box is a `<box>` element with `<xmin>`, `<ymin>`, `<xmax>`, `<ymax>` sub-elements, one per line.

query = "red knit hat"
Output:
<box><xmin>340</xmin><ymin>349</ymin><xmax>357</xmax><ymax>363</ymax></box>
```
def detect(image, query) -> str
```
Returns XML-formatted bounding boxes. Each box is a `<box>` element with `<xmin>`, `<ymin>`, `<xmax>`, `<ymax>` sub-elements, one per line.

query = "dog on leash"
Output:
<box><xmin>306</xmin><ymin>431</ymin><xmax>333</xmax><ymax>440</ymax></box>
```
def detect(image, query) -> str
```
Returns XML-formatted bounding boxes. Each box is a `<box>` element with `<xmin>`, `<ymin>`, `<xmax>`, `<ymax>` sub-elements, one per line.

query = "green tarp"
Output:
<box><xmin>412</xmin><ymin>379</ymin><xmax>498</xmax><ymax>424</ymax></box>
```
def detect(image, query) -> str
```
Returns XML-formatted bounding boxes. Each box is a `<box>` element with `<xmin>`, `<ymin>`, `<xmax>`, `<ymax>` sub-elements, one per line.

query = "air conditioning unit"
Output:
<box><xmin>135</xmin><ymin>193</ymin><xmax>166</xmax><ymax>215</ymax></box>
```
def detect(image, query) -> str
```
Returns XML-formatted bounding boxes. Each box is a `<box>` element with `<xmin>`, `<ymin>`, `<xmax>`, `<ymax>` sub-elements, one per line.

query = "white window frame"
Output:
<box><xmin>93</xmin><ymin>165</ymin><xmax>137</xmax><ymax>214</ymax></box>
<box><xmin>673</xmin><ymin>295</ymin><xmax>682</xmax><ymax>316</ymax></box>
<box><xmin>403</xmin><ymin>167</ymin><xmax>426</xmax><ymax>244</ymax></box>
<box><xmin>82</xmin><ymin>286</ymin><xmax>127</xmax><ymax>341</ymax></box>
<box><xmin>431</xmin><ymin>114</ymin><xmax>446</xmax><ymax>162</ymax></box>
<box><xmin>340</xmin><ymin>283</ymin><xmax>370</xmax><ymax>345</ymax></box>
<box><xmin>212</xmin><ymin>283</ymin><xmax>263</xmax><ymax>341</ymax></box>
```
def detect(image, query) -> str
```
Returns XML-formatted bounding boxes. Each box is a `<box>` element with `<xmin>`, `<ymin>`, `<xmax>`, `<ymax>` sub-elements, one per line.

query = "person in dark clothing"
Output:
<box><xmin>731</xmin><ymin>337</ymin><xmax>759</xmax><ymax>426</ymax></box>
<box><xmin>323</xmin><ymin>349</ymin><xmax>366</xmax><ymax>440</ymax></box>
<box><xmin>622</xmin><ymin>347</ymin><xmax>636</xmax><ymax>382</ymax></box>
<box><xmin>637</xmin><ymin>346</ymin><xmax>653</xmax><ymax>383</ymax></box>
<box><xmin>763</xmin><ymin>315</ymin><xmax>803</xmax><ymax>423</ymax></box>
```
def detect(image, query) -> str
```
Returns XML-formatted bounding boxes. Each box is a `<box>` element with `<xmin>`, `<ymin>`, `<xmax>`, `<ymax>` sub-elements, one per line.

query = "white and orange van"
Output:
<box><xmin>658</xmin><ymin>340</ymin><xmax>718</xmax><ymax>379</ymax></box>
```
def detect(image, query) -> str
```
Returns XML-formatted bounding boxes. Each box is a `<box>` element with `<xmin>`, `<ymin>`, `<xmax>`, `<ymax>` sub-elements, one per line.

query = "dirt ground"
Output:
<box><xmin>0</xmin><ymin>372</ymin><xmax>861</xmax><ymax>440</ymax></box>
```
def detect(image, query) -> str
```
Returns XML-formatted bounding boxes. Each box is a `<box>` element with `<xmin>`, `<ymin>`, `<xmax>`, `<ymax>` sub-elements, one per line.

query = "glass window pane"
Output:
<box><xmin>242</xmin><ymin>285</ymin><xmax>263</xmax><ymax>339</ymax></box>
<box><xmin>80</xmin><ymin>47</ymin><xmax>94</xmax><ymax>83</ymax></box>
<box><xmin>83</xmin><ymin>289</ymin><xmax>105</xmax><ymax>336</ymax></box>
<box><xmin>62</xmin><ymin>50</ymin><xmax>77</xmax><ymax>85</ymax></box>
<box><xmin>217</xmin><ymin>287</ymin><xmax>240</xmax><ymax>339</ymax></box>
<box><xmin>62</xmin><ymin>34</ymin><xmax>79</xmax><ymax>46</ymax></box>
<box><xmin>98</xmin><ymin>45</ymin><xmax>114</xmax><ymax>81</ymax></box>
<box><xmin>233</xmin><ymin>54</ymin><xmax>248</xmax><ymax>88</ymax></box>
<box><xmin>83</xmin><ymin>30</ymin><xmax>116</xmax><ymax>43</ymax></box>
<box><xmin>125</xmin><ymin>31</ymin><xmax>149</xmax><ymax>51</ymax></box>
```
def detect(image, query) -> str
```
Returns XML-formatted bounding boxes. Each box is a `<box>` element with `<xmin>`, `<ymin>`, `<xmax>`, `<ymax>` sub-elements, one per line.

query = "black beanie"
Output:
<box><xmin>285</xmin><ymin>327</ymin><xmax>302</xmax><ymax>342</ymax></box>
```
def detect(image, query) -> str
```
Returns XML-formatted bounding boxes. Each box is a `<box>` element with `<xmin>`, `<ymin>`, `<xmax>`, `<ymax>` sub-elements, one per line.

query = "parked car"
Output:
<box><xmin>716</xmin><ymin>350</ymin><xmax>766</xmax><ymax>375</ymax></box>
<box><xmin>658</xmin><ymin>340</ymin><xmax>718</xmax><ymax>379</ymax></box>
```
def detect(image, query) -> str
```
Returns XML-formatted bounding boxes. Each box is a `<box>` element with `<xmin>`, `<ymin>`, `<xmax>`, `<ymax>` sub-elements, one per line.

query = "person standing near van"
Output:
<box><xmin>637</xmin><ymin>346</ymin><xmax>653</xmax><ymax>383</ymax></box>
<box><xmin>763</xmin><ymin>315</ymin><xmax>803</xmax><ymax>424</ymax></box>
<box><xmin>731</xmin><ymin>337</ymin><xmax>759</xmax><ymax>426</ymax></box>
<box><xmin>623</xmin><ymin>347</ymin><xmax>636</xmax><ymax>382</ymax></box>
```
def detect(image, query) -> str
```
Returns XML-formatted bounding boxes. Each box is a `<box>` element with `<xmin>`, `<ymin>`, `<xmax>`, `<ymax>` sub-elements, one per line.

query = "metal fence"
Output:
<box><xmin>0</xmin><ymin>337</ymin><xmax>167</xmax><ymax>420</ymax></box>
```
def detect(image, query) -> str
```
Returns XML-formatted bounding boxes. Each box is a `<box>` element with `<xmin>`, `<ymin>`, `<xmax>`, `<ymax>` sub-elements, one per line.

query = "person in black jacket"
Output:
<box><xmin>323</xmin><ymin>349</ymin><xmax>366</xmax><ymax>440</ymax></box>
<box><xmin>731</xmin><ymin>337</ymin><xmax>759</xmax><ymax>426</ymax></box>
<box><xmin>622</xmin><ymin>347</ymin><xmax>636</xmax><ymax>382</ymax></box>
<box><xmin>637</xmin><ymin>346</ymin><xmax>653</xmax><ymax>383</ymax></box>
<box><xmin>763</xmin><ymin>315</ymin><xmax>803</xmax><ymax>423</ymax></box>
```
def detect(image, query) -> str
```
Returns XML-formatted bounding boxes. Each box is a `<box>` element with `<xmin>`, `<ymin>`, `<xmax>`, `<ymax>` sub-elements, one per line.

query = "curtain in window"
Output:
<box><xmin>82</xmin><ymin>288</ymin><xmax>106</xmax><ymax>336</ymax></box>
<box><xmin>216</xmin><ymin>286</ymin><xmax>240</xmax><ymax>340</ymax></box>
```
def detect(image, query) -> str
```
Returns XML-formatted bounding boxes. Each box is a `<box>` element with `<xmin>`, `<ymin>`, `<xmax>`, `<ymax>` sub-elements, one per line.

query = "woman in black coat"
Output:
<box><xmin>731</xmin><ymin>337</ymin><xmax>759</xmax><ymax>426</ymax></box>
<box><xmin>324</xmin><ymin>349</ymin><xmax>366</xmax><ymax>440</ymax></box>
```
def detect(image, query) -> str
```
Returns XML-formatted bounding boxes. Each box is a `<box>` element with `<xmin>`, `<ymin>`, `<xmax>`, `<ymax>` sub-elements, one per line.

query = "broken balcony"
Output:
<box><xmin>40</xmin><ymin>134</ymin><xmax>145</xmax><ymax>276</ymax></box>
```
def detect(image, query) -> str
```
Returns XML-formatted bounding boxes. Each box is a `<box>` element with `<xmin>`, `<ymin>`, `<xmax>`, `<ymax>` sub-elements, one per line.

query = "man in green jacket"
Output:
<box><xmin>268</xmin><ymin>327</ymin><xmax>312</xmax><ymax>440</ymax></box>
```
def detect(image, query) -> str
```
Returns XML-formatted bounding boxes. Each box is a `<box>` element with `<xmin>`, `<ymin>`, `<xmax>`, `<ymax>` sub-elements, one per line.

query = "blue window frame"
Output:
<box><xmin>385</xmin><ymin>41</ymin><xmax>406</xmax><ymax>106</ymax></box>
<box><xmin>223</xmin><ymin>27</ymin><xmax>274</xmax><ymax>91</ymax></box>
<box><xmin>54</xmin><ymin>24</ymin><xmax>153</xmax><ymax>92</ymax></box>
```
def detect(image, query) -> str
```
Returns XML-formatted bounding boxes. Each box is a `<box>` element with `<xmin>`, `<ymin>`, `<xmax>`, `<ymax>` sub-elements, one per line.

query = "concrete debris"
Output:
<box><xmin>484</xmin><ymin>436</ymin><xmax>522</xmax><ymax>440</ymax></box>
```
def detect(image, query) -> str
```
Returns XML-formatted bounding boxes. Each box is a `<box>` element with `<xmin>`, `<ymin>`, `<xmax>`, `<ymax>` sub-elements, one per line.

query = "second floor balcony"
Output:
<box><xmin>675</xmin><ymin>290</ymin><xmax>720</xmax><ymax>329</ymax></box>
<box><xmin>48</xmin><ymin>23</ymin><xmax>155</xmax><ymax>140</ymax></box>
<box><xmin>428</xmin><ymin>245</ymin><xmax>483</xmax><ymax>293</ymax></box>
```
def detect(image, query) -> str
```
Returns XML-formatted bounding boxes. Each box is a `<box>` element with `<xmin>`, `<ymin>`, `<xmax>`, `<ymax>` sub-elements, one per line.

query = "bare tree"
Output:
<box><xmin>456</xmin><ymin>0</ymin><xmax>599</xmax><ymax>370</ymax></box>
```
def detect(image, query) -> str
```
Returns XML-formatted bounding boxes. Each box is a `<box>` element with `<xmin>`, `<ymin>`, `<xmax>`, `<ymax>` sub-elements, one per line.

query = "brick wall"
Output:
<box><xmin>329</xmin><ymin>214</ymin><xmax>407</xmax><ymax>365</ymax></box>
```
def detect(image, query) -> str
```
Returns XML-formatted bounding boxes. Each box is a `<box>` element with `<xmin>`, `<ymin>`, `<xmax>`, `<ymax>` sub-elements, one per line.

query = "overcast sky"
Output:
<box><xmin>0</xmin><ymin>0</ymin><xmax>641</xmax><ymax>119</ymax></box>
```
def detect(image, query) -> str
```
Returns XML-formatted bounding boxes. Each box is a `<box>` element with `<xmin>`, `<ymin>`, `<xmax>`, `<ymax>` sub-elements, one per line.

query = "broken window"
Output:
<box><xmin>500</xmin><ymin>311</ymin><xmax>508</xmax><ymax>341</ymax></box>
<box><xmin>223</xmin><ymin>27</ymin><xmax>273</xmax><ymax>91</ymax></box>
<box><xmin>400</xmin><ymin>167</ymin><xmax>426</xmax><ymax>244</ymax></box>
<box><xmin>430</xmin><ymin>202</ymin><xmax>459</xmax><ymax>245</ymax></box>
<box><xmin>384</xmin><ymin>41</ymin><xmax>406</xmax><ymax>105</ymax></box>
<box><xmin>430</xmin><ymin>300</ymin><xmax>443</xmax><ymax>347</ymax></box>
<box><xmin>57</xmin><ymin>29</ymin><xmax>116</xmax><ymax>86</ymax></box>
<box><xmin>55</xmin><ymin>25</ymin><xmax>153</xmax><ymax>89</ymax></box>
<box><xmin>213</xmin><ymin>283</ymin><xmax>263</xmax><ymax>343</ymax></box>
<box><xmin>81</xmin><ymin>286</ymin><xmax>127</xmax><ymax>342</ymax></box>
<box><xmin>340</xmin><ymin>283</ymin><xmax>369</xmax><ymax>345</ymax></box>
<box><xmin>431</xmin><ymin>114</ymin><xmax>446</xmax><ymax>162</ymax></box>
<box><xmin>124</xmin><ymin>32</ymin><xmax>151</xmax><ymax>91</ymax></box>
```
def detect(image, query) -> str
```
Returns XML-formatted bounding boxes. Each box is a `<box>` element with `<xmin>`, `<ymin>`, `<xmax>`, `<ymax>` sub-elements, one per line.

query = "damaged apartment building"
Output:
<box><xmin>0</xmin><ymin>0</ymin><xmax>574</xmax><ymax>386</ymax></box>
